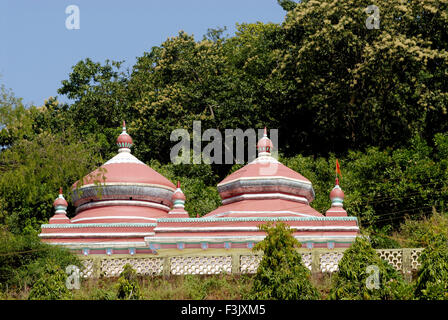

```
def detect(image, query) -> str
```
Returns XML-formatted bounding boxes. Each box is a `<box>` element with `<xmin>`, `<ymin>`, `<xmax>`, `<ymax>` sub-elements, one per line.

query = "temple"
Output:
<box><xmin>39</xmin><ymin>123</ymin><xmax>359</xmax><ymax>255</ymax></box>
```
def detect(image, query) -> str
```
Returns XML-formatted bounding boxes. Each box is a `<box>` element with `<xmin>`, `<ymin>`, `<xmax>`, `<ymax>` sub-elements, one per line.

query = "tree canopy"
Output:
<box><xmin>0</xmin><ymin>0</ymin><xmax>447</xmax><ymax>236</ymax></box>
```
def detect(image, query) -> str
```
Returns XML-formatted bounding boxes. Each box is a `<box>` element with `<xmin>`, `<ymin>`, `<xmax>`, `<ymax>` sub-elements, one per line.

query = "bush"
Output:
<box><xmin>27</xmin><ymin>262</ymin><xmax>72</xmax><ymax>300</ymax></box>
<box><xmin>116</xmin><ymin>264</ymin><xmax>142</xmax><ymax>300</ymax></box>
<box><xmin>0</xmin><ymin>228</ymin><xmax>80</xmax><ymax>292</ymax></box>
<box><xmin>414</xmin><ymin>233</ymin><xmax>448</xmax><ymax>300</ymax></box>
<box><xmin>249</xmin><ymin>222</ymin><xmax>320</xmax><ymax>300</ymax></box>
<box><xmin>329</xmin><ymin>236</ymin><xmax>413</xmax><ymax>300</ymax></box>
<box><xmin>396</xmin><ymin>210</ymin><xmax>448</xmax><ymax>248</ymax></box>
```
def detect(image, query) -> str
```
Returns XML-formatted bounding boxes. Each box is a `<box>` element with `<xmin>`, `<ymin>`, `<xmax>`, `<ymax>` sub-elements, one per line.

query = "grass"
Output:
<box><xmin>1</xmin><ymin>271</ymin><xmax>416</xmax><ymax>300</ymax></box>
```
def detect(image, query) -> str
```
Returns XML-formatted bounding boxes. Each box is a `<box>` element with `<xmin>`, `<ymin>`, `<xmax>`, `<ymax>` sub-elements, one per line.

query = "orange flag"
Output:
<box><xmin>336</xmin><ymin>159</ymin><xmax>342</xmax><ymax>178</ymax></box>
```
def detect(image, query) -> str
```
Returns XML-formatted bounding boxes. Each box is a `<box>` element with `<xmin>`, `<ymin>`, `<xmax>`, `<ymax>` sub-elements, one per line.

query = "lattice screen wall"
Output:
<box><xmin>100</xmin><ymin>258</ymin><xmax>164</xmax><ymax>277</ymax></box>
<box><xmin>80</xmin><ymin>259</ymin><xmax>94</xmax><ymax>278</ymax></box>
<box><xmin>80</xmin><ymin>248</ymin><xmax>424</xmax><ymax>277</ymax></box>
<box><xmin>377</xmin><ymin>249</ymin><xmax>402</xmax><ymax>271</ymax></box>
<box><xmin>320</xmin><ymin>252</ymin><xmax>344</xmax><ymax>272</ymax></box>
<box><xmin>170</xmin><ymin>256</ymin><xmax>232</xmax><ymax>275</ymax></box>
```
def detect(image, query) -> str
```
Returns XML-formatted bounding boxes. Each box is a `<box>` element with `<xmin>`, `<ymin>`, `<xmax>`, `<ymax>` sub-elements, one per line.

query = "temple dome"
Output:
<box><xmin>70</xmin><ymin>122</ymin><xmax>176</xmax><ymax>223</ymax></box>
<box><xmin>216</xmin><ymin>128</ymin><xmax>315</xmax><ymax>205</ymax></box>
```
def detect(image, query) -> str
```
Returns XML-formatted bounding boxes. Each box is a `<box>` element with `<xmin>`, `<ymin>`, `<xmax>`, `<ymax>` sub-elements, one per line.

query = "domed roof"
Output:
<box><xmin>330</xmin><ymin>186</ymin><xmax>345</xmax><ymax>200</ymax></box>
<box><xmin>70</xmin><ymin>122</ymin><xmax>176</xmax><ymax>222</ymax></box>
<box><xmin>217</xmin><ymin>128</ymin><xmax>314</xmax><ymax>204</ymax></box>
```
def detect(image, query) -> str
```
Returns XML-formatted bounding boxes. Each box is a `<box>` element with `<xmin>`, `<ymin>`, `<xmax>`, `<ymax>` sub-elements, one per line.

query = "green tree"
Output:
<box><xmin>116</xmin><ymin>264</ymin><xmax>142</xmax><ymax>300</ymax></box>
<box><xmin>329</xmin><ymin>236</ymin><xmax>413</xmax><ymax>300</ymax></box>
<box><xmin>0</xmin><ymin>123</ymin><xmax>103</xmax><ymax>233</ymax></box>
<box><xmin>277</xmin><ymin>0</ymin><xmax>297</xmax><ymax>11</ymax></box>
<box><xmin>414</xmin><ymin>233</ymin><xmax>448</xmax><ymax>300</ymax></box>
<box><xmin>0</xmin><ymin>228</ymin><xmax>80</xmax><ymax>293</ymax></box>
<box><xmin>27</xmin><ymin>261</ymin><xmax>72</xmax><ymax>300</ymax></box>
<box><xmin>249</xmin><ymin>222</ymin><xmax>320</xmax><ymax>300</ymax></box>
<box><xmin>276</xmin><ymin>0</ymin><xmax>448</xmax><ymax>156</ymax></box>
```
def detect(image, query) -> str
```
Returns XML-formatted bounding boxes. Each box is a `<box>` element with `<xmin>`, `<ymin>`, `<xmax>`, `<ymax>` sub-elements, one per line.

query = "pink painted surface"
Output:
<box><xmin>72</xmin><ymin>205</ymin><xmax>168</xmax><ymax>223</ymax></box>
<box><xmin>204</xmin><ymin>198</ymin><xmax>323</xmax><ymax>218</ymax></box>
<box><xmin>72</xmin><ymin>162</ymin><xmax>175</xmax><ymax>189</ymax></box>
<box><xmin>218</xmin><ymin>161</ymin><xmax>311</xmax><ymax>185</ymax></box>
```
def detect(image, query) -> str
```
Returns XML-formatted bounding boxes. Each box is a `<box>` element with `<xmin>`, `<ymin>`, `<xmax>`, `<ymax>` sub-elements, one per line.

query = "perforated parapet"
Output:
<box><xmin>240</xmin><ymin>253</ymin><xmax>312</xmax><ymax>273</ymax></box>
<box><xmin>80</xmin><ymin>259</ymin><xmax>94</xmax><ymax>278</ymax></box>
<box><xmin>240</xmin><ymin>255</ymin><xmax>262</xmax><ymax>274</ymax></box>
<box><xmin>79</xmin><ymin>248</ymin><xmax>424</xmax><ymax>277</ymax></box>
<box><xmin>411</xmin><ymin>248</ymin><xmax>424</xmax><ymax>271</ymax></box>
<box><xmin>320</xmin><ymin>252</ymin><xmax>344</xmax><ymax>272</ymax></box>
<box><xmin>170</xmin><ymin>256</ymin><xmax>232</xmax><ymax>275</ymax></box>
<box><xmin>301</xmin><ymin>253</ymin><xmax>312</xmax><ymax>270</ymax></box>
<box><xmin>377</xmin><ymin>249</ymin><xmax>403</xmax><ymax>271</ymax></box>
<box><xmin>100</xmin><ymin>258</ymin><xmax>163</xmax><ymax>277</ymax></box>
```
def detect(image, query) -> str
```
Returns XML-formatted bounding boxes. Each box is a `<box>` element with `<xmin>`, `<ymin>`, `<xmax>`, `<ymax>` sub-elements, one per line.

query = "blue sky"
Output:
<box><xmin>0</xmin><ymin>0</ymin><xmax>286</xmax><ymax>106</ymax></box>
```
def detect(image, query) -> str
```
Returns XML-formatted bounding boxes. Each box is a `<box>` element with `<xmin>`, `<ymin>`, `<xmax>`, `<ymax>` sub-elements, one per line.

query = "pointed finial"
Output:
<box><xmin>59</xmin><ymin>187</ymin><xmax>63</xmax><ymax>195</ymax></box>
<box><xmin>257</xmin><ymin>126</ymin><xmax>273</xmax><ymax>156</ymax></box>
<box><xmin>177</xmin><ymin>181</ymin><xmax>181</xmax><ymax>188</ymax></box>
<box><xmin>335</xmin><ymin>177</ymin><xmax>339</xmax><ymax>186</ymax></box>
<box><xmin>117</xmin><ymin>120</ymin><xmax>133</xmax><ymax>151</ymax></box>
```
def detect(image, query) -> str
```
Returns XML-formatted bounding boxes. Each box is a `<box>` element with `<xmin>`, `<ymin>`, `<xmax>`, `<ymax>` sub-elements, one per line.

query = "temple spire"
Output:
<box><xmin>117</xmin><ymin>120</ymin><xmax>133</xmax><ymax>153</ymax></box>
<box><xmin>49</xmin><ymin>187</ymin><xmax>70</xmax><ymax>224</ymax></box>
<box><xmin>325</xmin><ymin>180</ymin><xmax>347</xmax><ymax>217</ymax></box>
<box><xmin>257</xmin><ymin>126</ymin><xmax>273</xmax><ymax>157</ymax></box>
<box><xmin>168</xmin><ymin>181</ymin><xmax>189</xmax><ymax>218</ymax></box>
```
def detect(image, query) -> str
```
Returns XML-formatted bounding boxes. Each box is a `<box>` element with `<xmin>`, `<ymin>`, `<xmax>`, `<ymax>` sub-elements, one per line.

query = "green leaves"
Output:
<box><xmin>116</xmin><ymin>264</ymin><xmax>142</xmax><ymax>300</ymax></box>
<box><xmin>329</xmin><ymin>236</ymin><xmax>413</xmax><ymax>300</ymax></box>
<box><xmin>249</xmin><ymin>222</ymin><xmax>320</xmax><ymax>300</ymax></box>
<box><xmin>414</xmin><ymin>233</ymin><xmax>448</xmax><ymax>300</ymax></box>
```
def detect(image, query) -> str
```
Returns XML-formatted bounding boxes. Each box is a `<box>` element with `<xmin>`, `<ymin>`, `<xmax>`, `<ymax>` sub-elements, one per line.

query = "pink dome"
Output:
<box><xmin>173</xmin><ymin>181</ymin><xmax>186</xmax><ymax>201</ymax></box>
<box><xmin>256</xmin><ymin>127</ymin><xmax>273</xmax><ymax>153</ymax></box>
<box><xmin>53</xmin><ymin>188</ymin><xmax>68</xmax><ymax>207</ymax></box>
<box><xmin>330</xmin><ymin>187</ymin><xmax>345</xmax><ymax>199</ymax></box>
<box><xmin>116</xmin><ymin>121</ymin><xmax>133</xmax><ymax>149</ymax></box>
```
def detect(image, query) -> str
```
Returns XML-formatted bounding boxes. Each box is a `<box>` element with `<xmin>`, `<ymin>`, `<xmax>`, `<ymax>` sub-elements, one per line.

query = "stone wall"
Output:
<box><xmin>79</xmin><ymin>248</ymin><xmax>424</xmax><ymax>278</ymax></box>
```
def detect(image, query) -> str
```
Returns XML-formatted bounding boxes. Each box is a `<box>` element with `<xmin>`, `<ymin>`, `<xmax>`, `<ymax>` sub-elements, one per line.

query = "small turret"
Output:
<box><xmin>49</xmin><ymin>188</ymin><xmax>71</xmax><ymax>224</ymax></box>
<box><xmin>256</xmin><ymin>127</ymin><xmax>274</xmax><ymax>157</ymax></box>
<box><xmin>325</xmin><ymin>178</ymin><xmax>347</xmax><ymax>217</ymax></box>
<box><xmin>168</xmin><ymin>181</ymin><xmax>189</xmax><ymax>217</ymax></box>
<box><xmin>116</xmin><ymin>120</ymin><xmax>133</xmax><ymax>153</ymax></box>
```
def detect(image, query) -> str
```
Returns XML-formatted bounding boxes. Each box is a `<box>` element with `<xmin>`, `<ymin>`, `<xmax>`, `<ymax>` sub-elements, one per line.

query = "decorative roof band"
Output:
<box><xmin>41</xmin><ymin>223</ymin><xmax>158</xmax><ymax>229</ymax></box>
<box><xmin>156</xmin><ymin>216</ymin><xmax>358</xmax><ymax>223</ymax></box>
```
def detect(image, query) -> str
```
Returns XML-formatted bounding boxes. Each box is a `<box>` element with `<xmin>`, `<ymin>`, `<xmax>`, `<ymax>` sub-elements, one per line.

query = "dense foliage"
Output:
<box><xmin>0</xmin><ymin>0</ymin><xmax>447</xmax><ymax>300</ymax></box>
<box><xmin>249</xmin><ymin>223</ymin><xmax>320</xmax><ymax>300</ymax></box>
<box><xmin>0</xmin><ymin>0</ymin><xmax>446</xmax><ymax>236</ymax></box>
<box><xmin>414</xmin><ymin>233</ymin><xmax>448</xmax><ymax>300</ymax></box>
<box><xmin>116</xmin><ymin>264</ymin><xmax>142</xmax><ymax>300</ymax></box>
<box><xmin>27</xmin><ymin>262</ymin><xmax>72</xmax><ymax>300</ymax></box>
<box><xmin>329</xmin><ymin>236</ymin><xmax>413</xmax><ymax>300</ymax></box>
<box><xmin>0</xmin><ymin>227</ymin><xmax>80</xmax><ymax>294</ymax></box>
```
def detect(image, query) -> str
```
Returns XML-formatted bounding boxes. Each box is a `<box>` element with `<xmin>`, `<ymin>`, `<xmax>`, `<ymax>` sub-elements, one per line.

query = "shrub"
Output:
<box><xmin>27</xmin><ymin>262</ymin><xmax>72</xmax><ymax>300</ymax></box>
<box><xmin>396</xmin><ymin>210</ymin><xmax>448</xmax><ymax>247</ymax></box>
<box><xmin>116</xmin><ymin>264</ymin><xmax>142</xmax><ymax>300</ymax></box>
<box><xmin>249</xmin><ymin>222</ymin><xmax>320</xmax><ymax>300</ymax></box>
<box><xmin>329</xmin><ymin>236</ymin><xmax>413</xmax><ymax>300</ymax></box>
<box><xmin>414</xmin><ymin>233</ymin><xmax>448</xmax><ymax>300</ymax></box>
<box><xmin>0</xmin><ymin>228</ymin><xmax>80</xmax><ymax>292</ymax></box>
